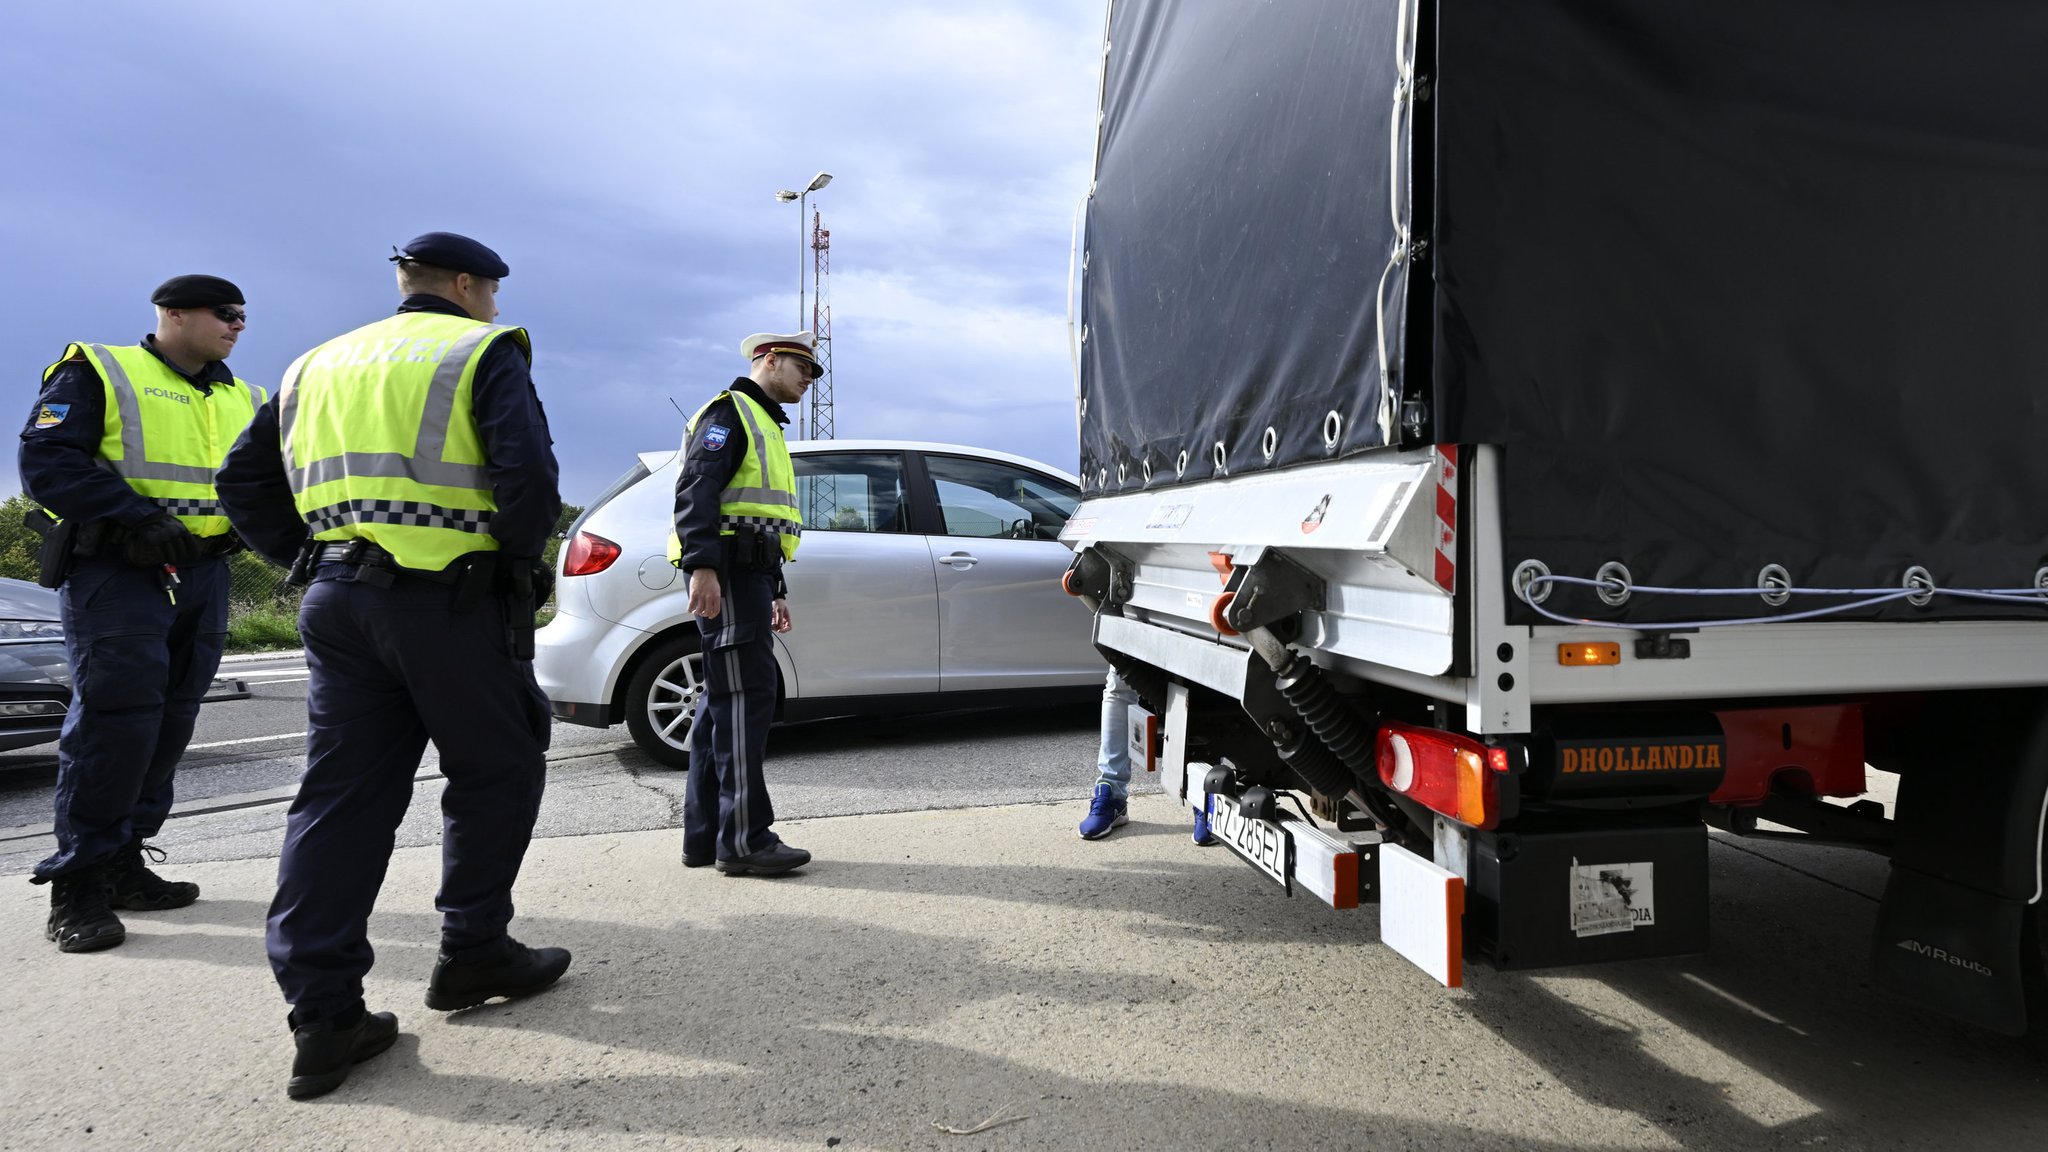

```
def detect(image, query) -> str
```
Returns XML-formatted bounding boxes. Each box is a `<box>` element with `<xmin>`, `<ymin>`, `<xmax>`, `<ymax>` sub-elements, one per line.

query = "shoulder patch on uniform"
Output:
<box><xmin>34</xmin><ymin>404</ymin><xmax>69</xmax><ymax>428</ymax></box>
<box><xmin>702</xmin><ymin>424</ymin><xmax>731</xmax><ymax>451</ymax></box>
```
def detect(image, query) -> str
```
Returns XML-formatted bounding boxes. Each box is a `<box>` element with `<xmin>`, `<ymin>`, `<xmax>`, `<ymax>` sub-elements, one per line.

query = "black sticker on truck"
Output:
<box><xmin>1571</xmin><ymin>860</ymin><xmax>1655</xmax><ymax>938</ymax></box>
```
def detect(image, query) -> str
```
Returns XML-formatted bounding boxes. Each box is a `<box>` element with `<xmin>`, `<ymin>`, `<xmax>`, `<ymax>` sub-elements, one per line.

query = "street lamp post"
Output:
<box><xmin>773</xmin><ymin>171</ymin><xmax>833</xmax><ymax>331</ymax></box>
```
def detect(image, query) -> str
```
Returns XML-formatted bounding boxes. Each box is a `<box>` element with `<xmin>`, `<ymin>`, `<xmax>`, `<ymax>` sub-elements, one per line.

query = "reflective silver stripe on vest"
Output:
<box><xmin>301</xmin><ymin>498</ymin><xmax>494</xmax><ymax>536</ymax></box>
<box><xmin>150</xmin><ymin>496</ymin><xmax>226</xmax><ymax>518</ymax></box>
<box><xmin>85</xmin><ymin>344</ymin><xmax>217</xmax><ymax>485</ymax></box>
<box><xmin>719</xmin><ymin>514</ymin><xmax>801</xmax><ymax>536</ymax></box>
<box><xmin>295</xmin><ymin>452</ymin><xmax>490</xmax><ymax>490</ymax></box>
<box><xmin>719</xmin><ymin>485</ymin><xmax>799</xmax><ymax>506</ymax></box>
<box><xmin>720</xmin><ymin>393</ymin><xmax>798</xmax><ymax>513</ymax></box>
<box><xmin>725</xmin><ymin>392</ymin><xmax>780</xmax><ymax>492</ymax></box>
<box><xmin>281</xmin><ymin>325</ymin><xmax>500</xmax><ymax>492</ymax></box>
<box><xmin>276</xmin><ymin>348</ymin><xmax>315</xmax><ymax>472</ymax></box>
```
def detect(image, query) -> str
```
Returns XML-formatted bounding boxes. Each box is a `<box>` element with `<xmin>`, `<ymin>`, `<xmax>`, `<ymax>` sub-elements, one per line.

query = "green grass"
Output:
<box><xmin>223</xmin><ymin>602</ymin><xmax>552</xmax><ymax>653</ymax></box>
<box><xmin>226</xmin><ymin>605</ymin><xmax>302</xmax><ymax>653</ymax></box>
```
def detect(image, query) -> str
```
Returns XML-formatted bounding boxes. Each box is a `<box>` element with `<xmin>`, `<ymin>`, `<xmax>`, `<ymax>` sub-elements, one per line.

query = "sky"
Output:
<box><xmin>0</xmin><ymin>0</ymin><xmax>1105</xmax><ymax>505</ymax></box>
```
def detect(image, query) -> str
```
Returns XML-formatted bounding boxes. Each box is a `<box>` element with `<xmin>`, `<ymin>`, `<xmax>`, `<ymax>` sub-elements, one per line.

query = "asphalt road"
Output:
<box><xmin>5</xmin><ymin>658</ymin><xmax>2048</xmax><ymax>1149</ymax></box>
<box><xmin>0</xmin><ymin>651</ymin><xmax>1114</xmax><ymax>875</ymax></box>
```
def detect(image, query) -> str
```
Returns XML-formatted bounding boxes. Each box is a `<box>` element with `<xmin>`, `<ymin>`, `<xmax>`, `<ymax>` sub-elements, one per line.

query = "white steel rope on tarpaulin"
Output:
<box><xmin>1518</xmin><ymin>568</ymin><xmax>2048</xmax><ymax>906</ymax></box>
<box><xmin>1373</xmin><ymin>0</ymin><xmax>1419</xmax><ymax>447</ymax></box>
<box><xmin>1517</xmin><ymin>573</ymin><xmax>2048</xmax><ymax>631</ymax></box>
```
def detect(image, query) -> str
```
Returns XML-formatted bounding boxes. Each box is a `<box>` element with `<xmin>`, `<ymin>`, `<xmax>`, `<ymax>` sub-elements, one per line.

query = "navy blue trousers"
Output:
<box><xmin>35</xmin><ymin>555</ymin><xmax>228</xmax><ymax>880</ymax></box>
<box><xmin>683</xmin><ymin>568</ymin><xmax>781</xmax><ymax>861</ymax></box>
<box><xmin>267</xmin><ymin>566</ymin><xmax>550</xmax><ymax>1019</ymax></box>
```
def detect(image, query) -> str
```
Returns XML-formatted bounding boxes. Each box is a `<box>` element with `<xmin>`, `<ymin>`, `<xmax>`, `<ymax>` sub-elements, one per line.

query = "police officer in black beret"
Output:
<box><xmin>217</xmin><ymin>232</ymin><xmax>567</xmax><ymax>1100</ymax></box>
<box><xmin>18</xmin><ymin>274</ymin><xmax>265</xmax><ymax>954</ymax></box>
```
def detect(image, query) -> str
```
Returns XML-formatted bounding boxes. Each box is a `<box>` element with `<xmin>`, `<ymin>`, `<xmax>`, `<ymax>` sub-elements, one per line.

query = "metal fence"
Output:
<box><xmin>0</xmin><ymin>495</ymin><xmax>293</xmax><ymax>651</ymax></box>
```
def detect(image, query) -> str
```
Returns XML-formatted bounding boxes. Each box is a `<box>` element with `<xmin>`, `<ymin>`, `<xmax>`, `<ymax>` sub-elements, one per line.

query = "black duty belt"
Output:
<box><xmin>316</xmin><ymin>541</ymin><xmax>464</xmax><ymax>585</ymax></box>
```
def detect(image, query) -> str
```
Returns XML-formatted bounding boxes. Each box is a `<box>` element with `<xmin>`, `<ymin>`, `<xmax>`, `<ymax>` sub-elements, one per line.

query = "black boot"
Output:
<box><xmin>288</xmin><ymin>1007</ymin><xmax>400</xmax><ymax>1101</ymax></box>
<box><xmin>44</xmin><ymin>864</ymin><xmax>126</xmax><ymax>953</ymax></box>
<box><xmin>424</xmin><ymin>936</ymin><xmax>571</xmax><ymax>1011</ymax></box>
<box><xmin>715</xmin><ymin>842</ymin><xmax>812</xmax><ymax>876</ymax></box>
<box><xmin>106</xmin><ymin>840</ymin><xmax>199</xmax><ymax>911</ymax></box>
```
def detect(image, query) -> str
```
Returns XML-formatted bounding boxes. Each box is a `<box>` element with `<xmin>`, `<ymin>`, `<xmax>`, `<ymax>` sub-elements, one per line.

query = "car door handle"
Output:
<box><xmin>940</xmin><ymin>551</ymin><xmax>979</xmax><ymax>569</ymax></box>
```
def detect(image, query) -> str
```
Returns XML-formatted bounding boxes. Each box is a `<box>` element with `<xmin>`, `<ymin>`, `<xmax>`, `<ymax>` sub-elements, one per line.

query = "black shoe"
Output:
<box><xmin>106</xmin><ymin>840</ymin><xmax>199</xmax><ymax>911</ymax></box>
<box><xmin>715</xmin><ymin>843</ymin><xmax>811</xmax><ymax>876</ymax></box>
<box><xmin>682</xmin><ymin>850</ymin><xmax>712</xmax><ymax>868</ymax></box>
<box><xmin>287</xmin><ymin>1009</ymin><xmax>399</xmax><ymax>1101</ymax></box>
<box><xmin>424</xmin><ymin>936</ymin><xmax>572</xmax><ymax>1011</ymax></box>
<box><xmin>44</xmin><ymin>864</ymin><xmax>125</xmax><ymax>953</ymax></box>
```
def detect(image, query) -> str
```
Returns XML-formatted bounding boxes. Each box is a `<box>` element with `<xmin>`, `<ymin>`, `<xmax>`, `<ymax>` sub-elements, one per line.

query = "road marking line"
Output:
<box><xmin>187</xmin><ymin>731</ymin><xmax>308</xmax><ymax>750</ymax></box>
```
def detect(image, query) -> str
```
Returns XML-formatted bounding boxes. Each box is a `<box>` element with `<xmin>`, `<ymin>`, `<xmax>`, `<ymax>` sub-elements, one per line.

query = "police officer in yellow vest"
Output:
<box><xmin>670</xmin><ymin>331</ymin><xmax>814</xmax><ymax>877</ymax></box>
<box><xmin>18</xmin><ymin>274</ymin><xmax>263</xmax><ymax>954</ymax></box>
<box><xmin>216</xmin><ymin>233</ymin><xmax>567</xmax><ymax>1101</ymax></box>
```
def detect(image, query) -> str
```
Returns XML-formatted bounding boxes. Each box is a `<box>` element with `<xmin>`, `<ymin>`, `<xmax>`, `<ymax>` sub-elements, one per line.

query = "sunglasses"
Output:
<box><xmin>211</xmin><ymin>305</ymin><xmax>248</xmax><ymax>325</ymax></box>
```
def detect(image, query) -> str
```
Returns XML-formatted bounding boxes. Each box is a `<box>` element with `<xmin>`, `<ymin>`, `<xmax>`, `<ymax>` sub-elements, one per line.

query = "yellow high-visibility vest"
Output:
<box><xmin>47</xmin><ymin>343</ymin><xmax>265</xmax><ymax>538</ymax></box>
<box><xmin>280</xmin><ymin>311</ymin><xmax>527</xmax><ymax>571</ymax></box>
<box><xmin>665</xmin><ymin>389</ymin><xmax>802</xmax><ymax>566</ymax></box>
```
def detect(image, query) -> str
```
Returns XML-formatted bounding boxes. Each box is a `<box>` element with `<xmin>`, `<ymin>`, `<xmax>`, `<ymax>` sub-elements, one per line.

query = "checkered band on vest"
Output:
<box><xmin>302</xmin><ymin>499</ymin><xmax>494</xmax><ymax>536</ymax></box>
<box><xmin>150</xmin><ymin>497</ymin><xmax>226</xmax><ymax>518</ymax></box>
<box><xmin>718</xmin><ymin>514</ymin><xmax>802</xmax><ymax>537</ymax></box>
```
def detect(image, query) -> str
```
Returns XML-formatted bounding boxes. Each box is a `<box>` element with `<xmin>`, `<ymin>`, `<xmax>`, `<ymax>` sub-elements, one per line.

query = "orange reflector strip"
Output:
<box><xmin>1558</xmin><ymin>642</ymin><xmax>1621</xmax><ymax>666</ymax></box>
<box><xmin>1454</xmin><ymin>748</ymin><xmax>1487</xmax><ymax>826</ymax></box>
<box><xmin>1330</xmin><ymin>851</ymin><xmax>1359</xmax><ymax>911</ymax></box>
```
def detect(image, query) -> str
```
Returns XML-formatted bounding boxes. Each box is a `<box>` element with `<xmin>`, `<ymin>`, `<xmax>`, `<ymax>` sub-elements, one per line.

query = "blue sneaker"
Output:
<box><xmin>1077</xmin><ymin>783</ymin><xmax>1129</xmax><ymax>840</ymax></box>
<box><xmin>1191</xmin><ymin>805</ymin><xmax>1218</xmax><ymax>846</ymax></box>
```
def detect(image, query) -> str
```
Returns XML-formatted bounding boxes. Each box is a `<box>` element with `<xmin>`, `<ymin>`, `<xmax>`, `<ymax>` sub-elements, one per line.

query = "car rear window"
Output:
<box><xmin>566</xmin><ymin>459</ymin><xmax>652</xmax><ymax>541</ymax></box>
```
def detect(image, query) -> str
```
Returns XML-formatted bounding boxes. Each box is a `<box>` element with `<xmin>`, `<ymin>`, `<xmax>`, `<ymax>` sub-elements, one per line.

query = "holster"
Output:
<box><xmin>286</xmin><ymin>537</ymin><xmax>322</xmax><ymax>587</ymax></box>
<box><xmin>493</xmin><ymin>560</ymin><xmax>535</xmax><ymax>660</ymax></box>
<box><xmin>728</xmin><ymin>525</ymin><xmax>781</xmax><ymax>572</ymax></box>
<box><xmin>23</xmin><ymin>508</ymin><xmax>77</xmax><ymax>590</ymax></box>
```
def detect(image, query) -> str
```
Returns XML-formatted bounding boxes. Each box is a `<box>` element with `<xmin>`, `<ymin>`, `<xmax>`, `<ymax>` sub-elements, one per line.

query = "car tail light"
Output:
<box><xmin>1376</xmin><ymin>722</ymin><xmax>1512</xmax><ymax>830</ymax></box>
<box><xmin>562</xmin><ymin>531</ymin><xmax>623</xmax><ymax>577</ymax></box>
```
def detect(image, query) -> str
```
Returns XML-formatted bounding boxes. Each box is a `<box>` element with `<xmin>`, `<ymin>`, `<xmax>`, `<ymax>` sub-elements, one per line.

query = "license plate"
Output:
<box><xmin>1206</xmin><ymin>793</ymin><xmax>1293</xmax><ymax>892</ymax></box>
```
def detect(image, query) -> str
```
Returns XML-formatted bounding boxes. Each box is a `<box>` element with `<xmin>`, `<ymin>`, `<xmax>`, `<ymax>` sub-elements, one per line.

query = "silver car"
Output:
<box><xmin>536</xmin><ymin>439</ymin><xmax>1105</xmax><ymax>767</ymax></box>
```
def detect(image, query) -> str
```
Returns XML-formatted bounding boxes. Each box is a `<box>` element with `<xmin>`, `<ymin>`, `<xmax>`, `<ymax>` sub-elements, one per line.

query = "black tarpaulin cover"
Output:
<box><xmin>1081</xmin><ymin>0</ymin><xmax>2048</xmax><ymax>625</ymax></box>
<box><xmin>1079</xmin><ymin>0</ymin><xmax>1407</xmax><ymax>492</ymax></box>
<box><xmin>1437</xmin><ymin>0</ymin><xmax>2048</xmax><ymax>624</ymax></box>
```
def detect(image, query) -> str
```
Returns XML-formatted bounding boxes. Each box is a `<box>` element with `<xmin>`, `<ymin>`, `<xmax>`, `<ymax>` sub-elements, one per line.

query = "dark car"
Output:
<box><xmin>0</xmin><ymin>577</ymin><xmax>70</xmax><ymax>752</ymax></box>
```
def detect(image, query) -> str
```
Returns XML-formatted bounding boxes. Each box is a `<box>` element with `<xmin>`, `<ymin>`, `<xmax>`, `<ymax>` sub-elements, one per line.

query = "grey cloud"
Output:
<box><xmin>3</xmin><ymin>0</ymin><xmax>1104</xmax><ymax>503</ymax></box>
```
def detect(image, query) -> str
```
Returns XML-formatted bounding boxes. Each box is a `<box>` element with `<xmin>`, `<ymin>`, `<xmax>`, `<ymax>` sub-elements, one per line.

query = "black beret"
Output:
<box><xmin>150</xmin><ymin>274</ymin><xmax>245</xmax><ymax>309</ymax></box>
<box><xmin>388</xmin><ymin>232</ymin><xmax>510</xmax><ymax>279</ymax></box>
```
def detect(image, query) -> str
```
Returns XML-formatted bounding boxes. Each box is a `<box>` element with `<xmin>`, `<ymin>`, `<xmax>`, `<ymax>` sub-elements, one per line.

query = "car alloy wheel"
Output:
<box><xmin>623</xmin><ymin>632</ymin><xmax>707</xmax><ymax>770</ymax></box>
<box><xmin>645</xmin><ymin>650</ymin><xmax>704</xmax><ymax>756</ymax></box>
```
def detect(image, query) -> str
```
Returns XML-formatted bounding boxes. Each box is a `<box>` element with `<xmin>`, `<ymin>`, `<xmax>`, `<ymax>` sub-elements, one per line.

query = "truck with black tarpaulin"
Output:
<box><xmin>1061</xmin><ymin>0</ymin><xmax>2048</xmax><ymax>1038</ymax></box>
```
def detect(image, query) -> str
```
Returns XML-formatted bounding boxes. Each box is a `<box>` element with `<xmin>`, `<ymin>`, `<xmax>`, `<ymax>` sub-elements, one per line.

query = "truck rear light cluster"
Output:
<box><xmin>562</xmin><ymin>531</ymin><xmax>623</xmax><ymax>577</ymax></box>
<box><xmin>1377</xmin><ymin>722</ymin><xmax>1511</xmax><ymax>830</ymax></box>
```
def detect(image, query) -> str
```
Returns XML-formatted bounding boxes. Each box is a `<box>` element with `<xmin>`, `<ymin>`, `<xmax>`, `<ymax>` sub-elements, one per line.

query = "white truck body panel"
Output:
<box><xmin>1070</xmin><ymin>446</ymin><xmax>2048</xmax><ymax>736</ymax></box>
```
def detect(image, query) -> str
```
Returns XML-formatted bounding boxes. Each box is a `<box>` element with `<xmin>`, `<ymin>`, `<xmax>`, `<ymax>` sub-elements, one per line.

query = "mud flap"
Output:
<box><xmin>1872</xmin><ymin>866</ymin><xmax>2028</xmax><ymax>1035</ymax></box>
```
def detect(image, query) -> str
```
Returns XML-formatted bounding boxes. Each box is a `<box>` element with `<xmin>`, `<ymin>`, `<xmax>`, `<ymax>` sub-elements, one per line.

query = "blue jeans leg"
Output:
<box><xmin>1095</xmin><ymin>669</ymin><xmax>1137</xmax><ymax>798</ymax></box>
